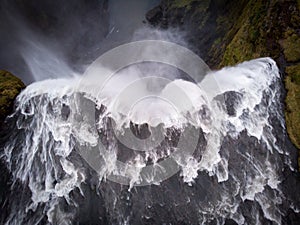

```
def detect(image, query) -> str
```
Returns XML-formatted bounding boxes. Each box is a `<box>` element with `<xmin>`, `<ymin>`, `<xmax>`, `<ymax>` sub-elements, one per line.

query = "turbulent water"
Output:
<box><xmin>1</xmin><ymin>57</ymin><xmax>300</xmax><ymax>225</ymax></box>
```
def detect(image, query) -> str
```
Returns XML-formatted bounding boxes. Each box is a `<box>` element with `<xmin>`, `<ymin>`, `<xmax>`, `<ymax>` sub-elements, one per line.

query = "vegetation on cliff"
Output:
<box><xmin>0</xmin><ymin>70</ymin><xmax>25</xmax><ymax>124</ymax></box>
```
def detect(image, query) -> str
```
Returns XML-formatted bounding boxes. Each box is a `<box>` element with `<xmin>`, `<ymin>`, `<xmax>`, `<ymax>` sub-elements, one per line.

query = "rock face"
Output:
<box><xmin>0</xmin><ymin>70</ymin><xmax>25</xmax><ymax>125</ymax></box>
<box><xmin>146</xmin><ymin>0</ymin><xmax>300</xmax><ymax>167</ymax></box>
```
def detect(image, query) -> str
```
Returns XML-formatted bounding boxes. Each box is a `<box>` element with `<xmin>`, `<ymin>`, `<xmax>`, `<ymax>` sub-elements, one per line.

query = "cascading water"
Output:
<box><xmin>1</xmin><ymin>54</ymin><xmax>300</xmax><ymax>224</ymax></box>
<box><xmin>1</xmin><ymin>0</ymin><xmax>300</xmax><ymax>224</ymax></box>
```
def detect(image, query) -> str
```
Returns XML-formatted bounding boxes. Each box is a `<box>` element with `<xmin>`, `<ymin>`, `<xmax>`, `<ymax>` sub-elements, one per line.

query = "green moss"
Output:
<box><xmin>286</xmin><ymin>64</ymin><xmax>300</xmax><ymax>85</ymax></box>
<box><xmin>214</xmin><ymin>38</ymin><xmax>222</xmax><ymax>46</ymax></box>
<box><xmin>207</xmin><ymin>0</ymin><xmax>249</xmax><ymax>67</ymax></box>
<box><xmin>285</xmin><ymin>67</ymin><xmax>300</xmax><ymax>169</ymax></box>
<box><xmin>285</xmin><ymin>64</ymin><xmax>300</xmax><ymax>151</ymax></box>
<box><xmin>220</xmin><ymin>0</ymin><xmax>268</xmax><ymax>67</ymax></box>
<box><xmin>281</xmin><ymin>31</ymin><xmax>300</xmax><ymax>62</ymax></box>
<box><xmin>0</xmin><ymin>70</ymin><xmax>25</xmax><ymax>122</ymax></box>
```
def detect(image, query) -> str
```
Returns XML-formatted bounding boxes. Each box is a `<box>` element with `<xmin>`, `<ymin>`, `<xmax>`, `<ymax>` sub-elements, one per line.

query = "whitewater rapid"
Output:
<box><xmin>1</xmin><ymin>57</ymin><xmax>299</xmax><ymax>224</ymax></box>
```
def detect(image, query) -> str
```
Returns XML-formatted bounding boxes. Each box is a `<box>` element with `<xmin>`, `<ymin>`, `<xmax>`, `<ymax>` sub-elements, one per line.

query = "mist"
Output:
<box><xmin>0</xmin><ymin>0</ymin><xmax>161</xmax><ymax>84</ymax></box>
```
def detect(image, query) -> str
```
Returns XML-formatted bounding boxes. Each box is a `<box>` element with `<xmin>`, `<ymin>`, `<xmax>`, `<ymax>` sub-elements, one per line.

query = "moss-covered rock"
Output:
<box><xmin>0</xmin><ymin>70</ymin><xmax>25</xmax><ymax>124</ymax></box>
<box><xmin>281</xmin><ymin>30</ymin><xmax>300</xmax><ymax>62</ymax></box>
<box><xmin>219</xmin><ymin>0</ymin><xmax>299</xmax><ymax>67</ymax></box>
<box><xmin>285</xmin><ymin>64</ymin><xmax>300</xmax><ymax>152</ymax></box>
<box><xmin>220</xmin><ymin>1</ymin><xmax>270</xmax><ymax>66</ymax></box>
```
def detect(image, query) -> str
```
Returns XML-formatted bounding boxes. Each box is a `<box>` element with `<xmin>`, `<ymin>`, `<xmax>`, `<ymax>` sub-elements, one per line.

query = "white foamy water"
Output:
<box><xmin>2</xmin><ymin>57</ymin><xmax>298</xmax><ymax>225</ymax></box>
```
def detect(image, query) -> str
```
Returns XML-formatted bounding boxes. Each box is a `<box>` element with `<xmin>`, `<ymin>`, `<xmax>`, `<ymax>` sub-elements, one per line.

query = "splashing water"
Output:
<box><xmin>1</xmin><ymin>57</ymin><xmax>300</xmax><ymax>224</ymax></box>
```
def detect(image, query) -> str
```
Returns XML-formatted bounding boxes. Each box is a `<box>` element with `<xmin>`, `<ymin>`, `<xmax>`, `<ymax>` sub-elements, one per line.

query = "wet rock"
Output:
<box><xmin>223</xmin><ymin>91</ymin><xmax>243</xmax><ymax>117</ymax></box>
<box><xmin>215</xmin><ymin>91</ymin><xmax>243</xmax><ymax>117</ymax></box>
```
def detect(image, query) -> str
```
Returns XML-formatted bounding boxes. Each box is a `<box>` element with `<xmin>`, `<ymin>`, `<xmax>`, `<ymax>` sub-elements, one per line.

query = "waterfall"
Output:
<box><xmin>1</xmin><ymin>55</ymin><xmax>299</xmax><ymax>224</ymax></box>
